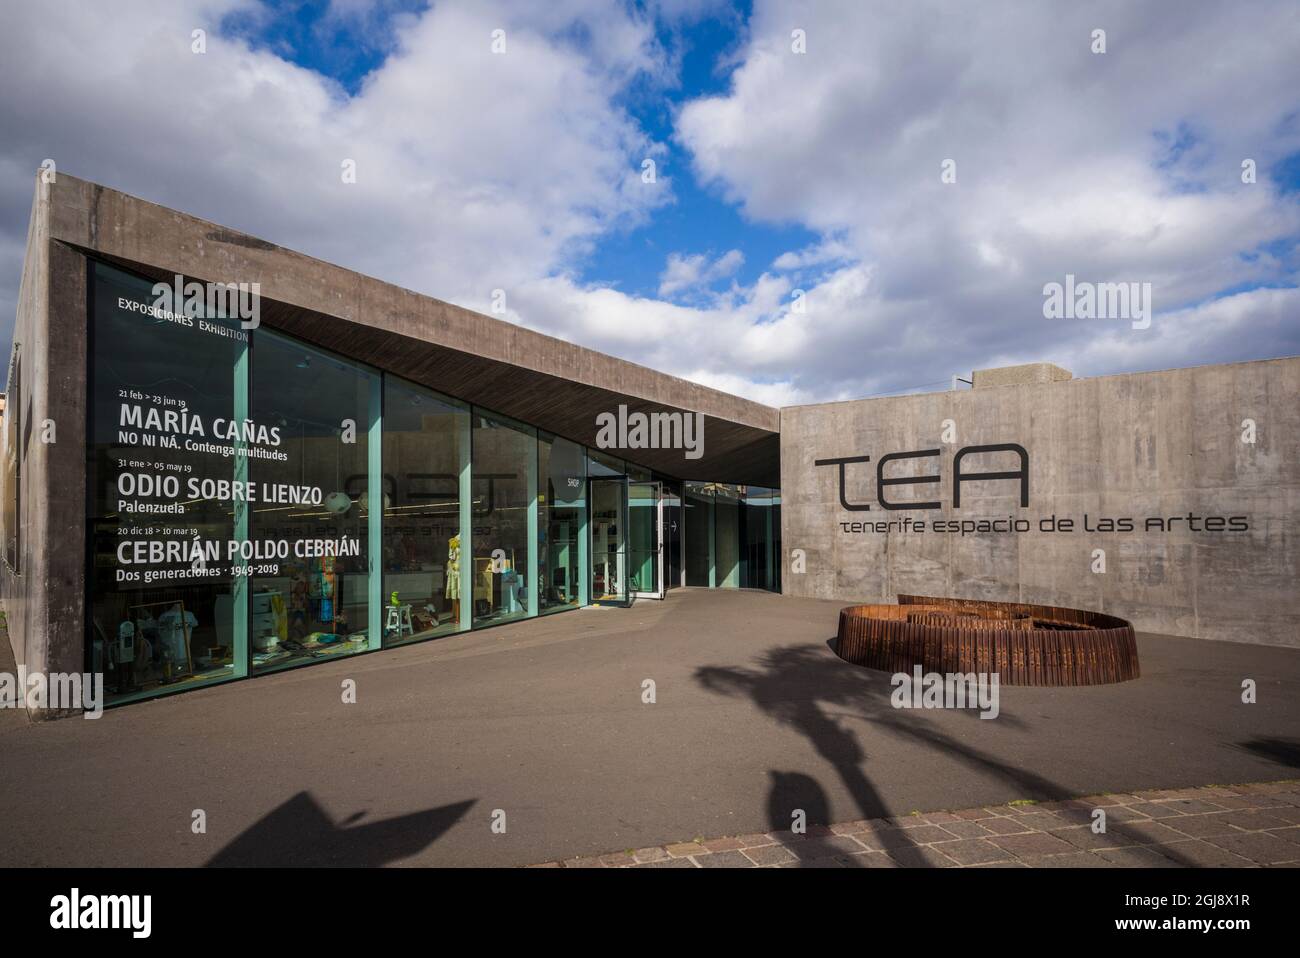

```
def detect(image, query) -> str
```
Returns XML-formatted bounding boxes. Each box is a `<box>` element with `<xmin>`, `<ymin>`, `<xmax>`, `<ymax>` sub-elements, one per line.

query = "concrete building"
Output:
<box><xmin>781</xmin><ymin>358</ymin><xmax>1299</xmax><ymax>646</ymax></box>
<box><xmin>3</xmin><ymin>173</ymin><xmax>1296</xmax><ymax>718</ymax></box>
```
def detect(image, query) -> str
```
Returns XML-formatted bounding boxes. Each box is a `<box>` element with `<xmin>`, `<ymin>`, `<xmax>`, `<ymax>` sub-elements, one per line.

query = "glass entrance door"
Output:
<box><xmin>663</xmin><ymin>483</ymin><xmax>681</xmax><ymax>590</ymax></box>
<box><xmin>628</xmin><ymin>481</ymin><xmax>663</xmax><ymax>599</ymax></box>
<box><xmin>590</xmin><ymin>477</ymin><xmax>627</xmax><ymax>604</ymax></box>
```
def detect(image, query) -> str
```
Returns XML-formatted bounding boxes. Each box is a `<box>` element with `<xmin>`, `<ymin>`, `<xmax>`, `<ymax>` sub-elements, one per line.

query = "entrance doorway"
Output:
<box><xmin>628</xmin><ymin>480</ymin><xmax>664</xmax><ymax>599</ymax></box>
<box><xmin>590</xmin><ymin>477</ymin><xmax>669</xmax><ymax>604</ymax></box>
<box><xmin>590</xmin><ymin>477</ymin><xmax>626</xmax><ymax>604</ymax></box>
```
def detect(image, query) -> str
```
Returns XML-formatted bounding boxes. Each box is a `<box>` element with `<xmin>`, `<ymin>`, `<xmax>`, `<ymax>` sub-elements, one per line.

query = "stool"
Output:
<box><xmin>385</xmin><ymin>604</ymin><xmax>414</xmax><ymax>636</ymax></box>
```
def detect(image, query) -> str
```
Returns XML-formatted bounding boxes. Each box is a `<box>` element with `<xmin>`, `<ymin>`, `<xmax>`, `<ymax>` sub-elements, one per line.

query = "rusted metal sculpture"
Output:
<box><xmin>835</xmin><ymin>594</ymin><xmax>1139</xmax><ymax>686</ymax></box>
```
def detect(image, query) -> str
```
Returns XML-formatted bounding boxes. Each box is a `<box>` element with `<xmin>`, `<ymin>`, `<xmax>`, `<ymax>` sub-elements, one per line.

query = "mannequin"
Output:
<box><xmin>445</xmin><ymin>533</ymin><xmax>461</xmax><ymax>624</ymax></box>
<box><xmin>116</xmin><ymin>619</ymin><xmax>137</xmax><ymax>693</ymax></box>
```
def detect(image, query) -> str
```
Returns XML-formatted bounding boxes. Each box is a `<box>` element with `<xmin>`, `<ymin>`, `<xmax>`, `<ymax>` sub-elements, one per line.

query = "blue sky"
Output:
<box><xmin>222</xmin><ymin>0</ymin><xmax>821</xmax><ymax>303</ymax></box>
<box><xmin>223</xmin><ymin>0</ymin><xmax>426</xmax><ymax>96</ymax></box>
<box><xmin>2</xmin><ymin>0</ymin><xmax>1298</xmax><ymax>404</ymax></box>
<box><xmin>592</xmin><ymin>1</ymin><xmax>820</xmax><ymax>301</ymax></box>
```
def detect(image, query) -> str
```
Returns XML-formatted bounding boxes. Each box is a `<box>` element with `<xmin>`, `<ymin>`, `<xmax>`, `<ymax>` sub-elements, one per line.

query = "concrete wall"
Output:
<box><xmin>1</xmin><ymin>175</ymin><xmax>89</xmax><ymax>716</ymax></box>
<box><xmin>780</xmin><ymin>357</ymin><xmax>1300</xmax><ymax>647</ymax></box>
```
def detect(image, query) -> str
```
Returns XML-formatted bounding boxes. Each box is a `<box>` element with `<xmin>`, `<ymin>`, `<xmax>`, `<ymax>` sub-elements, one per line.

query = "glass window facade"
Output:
<box><xmin>662</xmin><ymin>480</ymin><xmax>682</xmax><ymax>589</ymax></box>
<box><xmin>627</xmin><ymin>481</ymin><xmax>659</xmax><ymax>596</ymax></box>
<box><xmin>382</xmin><ymin>377</ymin><xmax>469</xmax><ymax>643</ymax></box>
<box><xmin>741</xmin><ymin>487</ymin><xmax>782</xmax><ymax>592</ymax></box>
<box><xmin>714</xmin><ymin>484</ymin><xmax>741</xmax><ymax>588</ymax></box>
<box><xmin>539</xmin><ymin>432</ymin><xmax>586</xmax><ymax>613</ymax></box>
<box><xmin>471</xmin><ymin>411</ymin><xmax>536</xmax><ymax>626</ymax></box>
<box><xmin>683</xmin><ymin>481</ymin><xmax>715</xmax><ymax>587</ymax></box>
<box><xmin>680</xmin><ymin>482</ymin><xmax>782</xmax><ymax>592</ymax></box>
<box><xmin>85</xmin><ymin>259</ymin><xmax>780</xmax><ymax>708</ymax></box>
<box><xmin>88</xmin><ymin>262</ymin><xmax>247</xmax><ymax>705</ymax></box>
<box><xmin>587</xmin><ymin>448</ymin><xmax>624</xmax><ymax>478</ymax></box>
<box><xmin>589</xmin><ymin>477</ymin><xmax>626</xmax><ymax>602</ymax></box>
<box><xmin>248</xmin><ymin>333</ymin><xmax>377</xmax><ymax>673</ymax></box>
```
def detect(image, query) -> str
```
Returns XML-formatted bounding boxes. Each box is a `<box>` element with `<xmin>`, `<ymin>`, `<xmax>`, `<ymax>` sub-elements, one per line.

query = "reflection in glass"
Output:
<box><xmin>662</xmin><ymin>481</ymin><xmax>682</xmax><ymax>589</ymax></box>
<box><xmin>742</xmin><ymin>486</ymin><xmax>775</xmax><ymax>590</ymax></box>
<box><xmin>250</xmin><ymin>332</ymin><xmax>374</xmax><ymax>672</ymax></box>
<box><xmin>539</xmin><ymin>432</ymin><xmax>585</xmax><ymax>613</ymax></box>
<box><xmin>684</xmin><ymin>481</ymin><xmax>713</xmax><ymax>586</ymax></box>
<box><xmin>383</xmin><ymin>377</ymin><xmax>468</xmax><ymax>645</ymax></box>
<box><xmin>472</xmin><ymin>411</ymin><xmax>535</xmax><ymax>626</ymax></box>
<box><xmin>628</xmin><ymin>481</ymin><xmax>659</xmax><ymax>596</ymax></box>
<box><xmin>770</xmin><ymin>488</ymin><xmax>782</xmax><ymax>593</ymax></box>
<box><xmin>89</xmin><ymin>262</ymin><xmax>246</xmax><ymax>704</ymax></box>
<box><xmin>590</xmin><ymin>478</ymin><xmax>626</xmax><ymax>602</ymax></box>
<box><xmin>714</xmin><ymin>483</ymin><xmax>741</xmax><ymax>588</ymax></box>
<box><xmin>587</xmin><ymin>448</ymin><xmax>624</xmax><ymax>478</ymax></box>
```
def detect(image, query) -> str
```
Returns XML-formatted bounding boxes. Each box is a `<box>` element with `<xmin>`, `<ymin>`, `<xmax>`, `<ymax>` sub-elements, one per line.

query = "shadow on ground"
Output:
<box><xmin>1235</xmin><ymin>737</ymin><xmax>1300</xmax><ymax>769</ymax></box>
<box><xmin>696</xmin><ymin>641</ymin><xmax>1200</xmax><ymax>867</ymax></box>
<box><xmin>206</xmin><ymin>791</ymin><xmax>475</xmax><ymax>866</ymax></box>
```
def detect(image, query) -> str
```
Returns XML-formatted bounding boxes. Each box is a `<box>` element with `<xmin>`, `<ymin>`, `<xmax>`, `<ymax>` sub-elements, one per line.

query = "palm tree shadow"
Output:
<box><xmin>699</xmin><ymin>646</ymin><xmax>887</xmax><ymax>820</ymax></box>
<box><xmin>767</xmin><ymin>770</ymin><xmax>831</xmax><ymax>831</ymax></box>
<box><xmin>697</xmin><ymin>643</ymin><xmax>1011</xmax><ymax>822</ymax></box>
<box><xmin>206</xmin><ymin>791</ymin><xmax>475</xmax><ymax>867</ymax></box>
<box><xmin>696</xmin><ymin>642</ymin><xmax>1198</xmax><ymax>867</ymax></box>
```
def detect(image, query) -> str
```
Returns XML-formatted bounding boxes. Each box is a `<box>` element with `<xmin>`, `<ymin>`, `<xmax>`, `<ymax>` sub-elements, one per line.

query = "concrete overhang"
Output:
<box><xmin>40</xmin><ymin>174</ymin><xmax>781</xmax><ymax>486</ymax></box>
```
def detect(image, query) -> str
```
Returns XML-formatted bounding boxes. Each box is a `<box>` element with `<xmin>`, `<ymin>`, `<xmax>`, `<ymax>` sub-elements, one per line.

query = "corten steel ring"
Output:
<box><xmin>835</xmin><ymin>594</ymin><xmax>1139</xmax><ymax>686</ymax></box>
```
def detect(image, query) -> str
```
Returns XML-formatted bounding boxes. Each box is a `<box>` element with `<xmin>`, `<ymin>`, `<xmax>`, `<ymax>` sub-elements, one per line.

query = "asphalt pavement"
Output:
<box><xmin>0</xmin><ymin>589</ymin><xmax>1296</xmax><ymax>866</ymax></box>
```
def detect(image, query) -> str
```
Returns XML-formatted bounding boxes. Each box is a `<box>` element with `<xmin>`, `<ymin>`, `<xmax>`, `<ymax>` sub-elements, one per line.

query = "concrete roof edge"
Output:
<box><xmin>780</xmin><ymin>354</ymin><xmax>1300</xmax><ymax>412</ymax></box>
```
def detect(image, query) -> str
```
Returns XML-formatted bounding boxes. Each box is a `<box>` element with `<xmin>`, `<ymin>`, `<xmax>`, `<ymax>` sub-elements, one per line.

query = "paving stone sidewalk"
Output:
<box><xmin>532</xmin><ymin>780</ymin><xmax>1300</xmax><ymax>868</ymax></box>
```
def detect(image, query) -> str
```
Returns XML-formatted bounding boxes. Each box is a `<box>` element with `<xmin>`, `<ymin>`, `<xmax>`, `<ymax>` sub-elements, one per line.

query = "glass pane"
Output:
<box><xmin>684</xmin><ymin>481</ymin><xmax>713</xmax><ymax>587</ymax></box>
<box><xmin>715</xmin><ymin>483</ymin><xmax>741</xmax><ymax>588</ymax></box>
<box><xmin>771</xmin><ymin>489</ymin><xmax>782</xmax><ymax>593</ymax></box>
<box><xmin>743</xmin><ymin>486</ymin><xmax>775</xmax><ymax>591</ymax></box>
<box><xmin>587</xmin><ymin>448</ymin><xmax>624</xmax><ymax>477</ymax></box>
<box><xmin>472</xmin><ymin>411</ymin><xmax>535</xmax><ymax>626</ymax></box>
<box><xmin>250</xmin><ymin>332</ymin><xmax>375</xmax><ymax>672</ymax></box>
<box><xmin>88</xmin><ymin>262</ymin><xmax>244</xmax><ymax>704</ymax></box>
<box><xmin>590</xmin><ymin>478</ymin><xmax>626</xmax><ymax>601</ymax></box>
<box><xmin>383</xmin><ymin>376</ymin><xmax>467</xmax><ymax>645</ymax></box>
<box><xmin>539</xmin><ymin>432</ymin><xmax>585</xmax><ymax>614</ymax></box>
<box><xmin>628</xmin><ymin>481</ymin><xmax>658</xmax><ymax>595</ymax></box>
<box><xmin>663</xmin><ymin>482</ymin><xmax>682</xmax><ymax>589</ymax></box>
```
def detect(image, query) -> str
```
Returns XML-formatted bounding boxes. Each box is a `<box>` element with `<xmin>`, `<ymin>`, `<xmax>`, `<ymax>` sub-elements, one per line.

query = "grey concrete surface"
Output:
<box><xmin>972</xmin><ymin>361</ymin><xmax>1073</xmax><ymax>388</ymax></box>
<box><xmin>0</xmin><ymin>590</ymin><xmax>1296</xmax><ymax>867</ymax></box>
<box><xmin>781</xmin><ymin>356</ymin><xmax>1300</xmax><ymax>646</ymax></box>
<box><xmin>1</xmin><ymin>177</ymin><xmax>89</xmax><ymax>698</ymax></box>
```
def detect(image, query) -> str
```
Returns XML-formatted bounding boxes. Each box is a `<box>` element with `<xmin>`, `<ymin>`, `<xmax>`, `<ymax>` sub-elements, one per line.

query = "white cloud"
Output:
<box><xmin>1058</xmin><ymin>286</ymin><xmax>1300</xmax><ymax>377</ymax></box>
<box><xmin>657</xmin><ymin>248</ymin><xmax>744</xmax><ymax>297</ymax></box>
<box><xmin>0</xmin><ymin>0</ymin><xmax>1297</xmax><ymax>411</ymax></box>
<box><xmin>771</xmin><ymin>237</ymin><xmax>852</xmax><ymax>271</ymax></box>
<box><xmin>0</xmin><ymin>0</ymin><xmax>671</xmax><ymax>340</ymax></box>
<box><xmin>675</xmin><ymin>0</ymin><xmax>1300</xmax><ymax>396</ymax></box>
